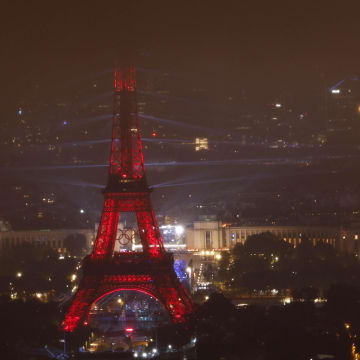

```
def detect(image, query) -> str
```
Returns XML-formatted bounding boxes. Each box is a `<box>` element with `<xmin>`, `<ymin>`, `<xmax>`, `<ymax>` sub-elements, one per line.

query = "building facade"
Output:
<box><xmin>186</xmin><ymin>220</ymin><xmax>360</xmax><ymax>255</ymax></box>
<box><xmin>0</xmin><ymin>229</ymin><xmax>95</xmax><ymax>256</ymax></box>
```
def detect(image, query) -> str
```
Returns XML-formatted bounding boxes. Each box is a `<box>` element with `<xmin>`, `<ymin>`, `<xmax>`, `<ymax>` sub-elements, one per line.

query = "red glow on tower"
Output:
<box><xmin>114</xmin><ymin>66</ymin><xmax>136</xmax><ymax>92</ymax></box>
<box><xmin>62</xmin><ymin>65</ymin><xmax>193</xmax><ymax>333</ymax></box>
<box><xmin>110</xmin><ymin>66</ymin><xmax>145</xmax><ymax>179</ymax></box>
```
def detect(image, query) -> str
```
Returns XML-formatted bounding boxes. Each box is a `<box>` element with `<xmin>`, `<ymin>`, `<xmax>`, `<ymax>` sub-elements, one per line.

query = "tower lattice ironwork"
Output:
<box><xmin>62</xmin><ymin>65</ymin><xmax>193</xmax><ymax>332</ymax></box>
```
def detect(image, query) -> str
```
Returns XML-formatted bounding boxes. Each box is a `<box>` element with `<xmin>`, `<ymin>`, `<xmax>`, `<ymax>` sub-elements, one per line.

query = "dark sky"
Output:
<box><xmin>1</xmin><ymin>1</ymin><xmax>360</xmax><ymax>227</ymax></box>
<box><xmin>2</xmin><ymin>1</ymin><xmax>360</xmax><ymax>102</ymax></box>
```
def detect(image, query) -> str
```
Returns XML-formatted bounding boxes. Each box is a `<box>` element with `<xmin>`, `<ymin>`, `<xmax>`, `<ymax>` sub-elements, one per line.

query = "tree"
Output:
<box><xmin>0</xmin><ymin>242</ymin><xmax>76</xmax><ymax>298</ymax></box>
<box><xmin>63</xmin><ymin>233</ymin><xmax>88</xmax><ymax>257</ymax></box>
<box><xmin>0</xmin><ymin>297</ymin><xmax>62</xmax><ymax>357</ymax></box>
<box><xmin>291</xmin><ymin>286</ymin><xmax>319</xmax><ymax>302</ymax></box>
<box><xmin>326</xmin><ymin>283</ymin><xmax>360</xmax><ymax>323</ymax></box>
<box><xmin>244</xmin><ymin>232</ymin><xmax>291</xmax><ymax>260</ymax></box>
<box><xmin>216</xmin><ymin>251</ymin><xmax>231</xmax><ymax>282</ymax></box>
<box><xmin>196</xmin><ymin>293</ymin><xmax>237</xmax><ymax>360</ymax></box>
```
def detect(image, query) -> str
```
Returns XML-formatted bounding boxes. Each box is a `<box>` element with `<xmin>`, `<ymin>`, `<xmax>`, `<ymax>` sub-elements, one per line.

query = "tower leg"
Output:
<box><xmin>137</xmin><ymin>210</ymin><xmax>165</xmax><ymax>258</ymax></box>
<box><xmin>92</xmin><ymin>199</ymin><xmax>119</xmax><ymax>257</ymax></box>
<box><xmin>63</xmin><ymin>271</ymin><xmax>193</xmax><ymax>332</ymax></box>
<box><xmin>155</xmin><ymin>273</ymin><xmax>193</xmax><ymax>323</ymax></box>
<box><xmin>62</xmin><ymin>276</ymin><xmax>99</xmax><ymax>332</ymax></box>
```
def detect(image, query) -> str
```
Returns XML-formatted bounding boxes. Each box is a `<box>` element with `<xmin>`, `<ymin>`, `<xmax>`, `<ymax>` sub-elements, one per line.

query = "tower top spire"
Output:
<box><xmin>114</xmin><ymin>65</ymin><xmax>136</xmax><ymax>92</ymax></box>
<box><xmin>106</xmin><ymin>65</ymin><xmax>147</xmax><ymax>192</ymax></box>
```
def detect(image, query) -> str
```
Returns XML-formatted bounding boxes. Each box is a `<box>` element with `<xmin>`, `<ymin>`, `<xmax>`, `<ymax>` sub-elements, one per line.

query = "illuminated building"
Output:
<box><xmin>195</xmin><ymin>137</ymin><xmax>209</xmax><ymax>151</ymax></box>
<box><xmin>185</xmin><ymin>220</ymin><xmax>360</xmax><ymax>255</ymax></box>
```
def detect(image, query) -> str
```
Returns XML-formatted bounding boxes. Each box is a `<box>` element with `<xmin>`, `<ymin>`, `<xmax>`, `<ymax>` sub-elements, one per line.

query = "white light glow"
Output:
<box><xmin>175</xmin><ymin>225</ymin><xmax>184</xmax><ymax>235</ymax></box>
<box><xmin>283</xmin><ymin>297</ymin><xmax>291</xmax><ymax>304</ymax></box>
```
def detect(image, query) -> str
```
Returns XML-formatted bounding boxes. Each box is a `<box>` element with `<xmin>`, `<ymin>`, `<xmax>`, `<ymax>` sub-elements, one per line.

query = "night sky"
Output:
<box><xmin>2</xmin><ymin>1</ymin><xmax>360</xmax><ymax>100</ymax></box>
<box><xmin>1</xmin><ymin>1</ymin><xmax>360</xmax><ymax>228</ymax></box>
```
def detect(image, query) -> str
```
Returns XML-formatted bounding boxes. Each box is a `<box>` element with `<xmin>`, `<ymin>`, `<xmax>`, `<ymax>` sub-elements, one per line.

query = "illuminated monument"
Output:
<box><xmin>62</xmin><ymin>65</ymin><xmax>193</xmax><ymax>332</ymax></box>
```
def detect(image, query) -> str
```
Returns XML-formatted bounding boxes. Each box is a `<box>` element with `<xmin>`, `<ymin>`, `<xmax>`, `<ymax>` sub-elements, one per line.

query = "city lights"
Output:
<box><xmin>175</xmin><ymin>225</ymin><xmax>184</xmax><ymax>235</ymax></box>
<box><xmin>195</xmin><ymin>137</ymin><xmax>209</xmax><ymax>151</ymax></box>
<box><xmin>1</xmin><ymin>3</ymin><xmax>360</xmax><ymax>360</ymax></box>
<box><xmin>283</xmin><ymin>297</ymin><xmax>292</xmax><ymax>305</ymax></box>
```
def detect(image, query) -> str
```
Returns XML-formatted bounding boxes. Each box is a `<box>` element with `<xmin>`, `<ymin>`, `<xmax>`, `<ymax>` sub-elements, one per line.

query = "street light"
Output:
<box><xmin>16</xmin><ymin>272</ymin><xmax>22</xmax><ymax>278</ymax></box>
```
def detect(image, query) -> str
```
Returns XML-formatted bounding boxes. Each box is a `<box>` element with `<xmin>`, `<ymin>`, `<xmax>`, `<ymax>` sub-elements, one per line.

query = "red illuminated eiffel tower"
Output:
<box><xmin>62</xmin><ymin>65</ymin><xmax>193</xmax><ymax>332</ymax></box>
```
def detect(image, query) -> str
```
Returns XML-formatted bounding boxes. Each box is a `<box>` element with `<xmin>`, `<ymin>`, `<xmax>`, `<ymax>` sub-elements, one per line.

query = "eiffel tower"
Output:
<box><xmin>62</xmin><ymin>65</ymin><xmax>193</xmax><ymax>332</ymax></box>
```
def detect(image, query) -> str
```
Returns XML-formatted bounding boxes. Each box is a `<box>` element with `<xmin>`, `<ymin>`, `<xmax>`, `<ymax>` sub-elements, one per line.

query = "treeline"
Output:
<box><xmin>0</xmin><ymin>242</ymin><xmax>78</xmax><ymax>298</ymax></box>
<box><xmin>195</xmin><ymin>288</ymin><xmax>359</xmax><ymax>360</ymax></box>
<box><xmin>216</xmin><ymin>232</ymin><xmax>360</xmax><ymax>296</ymax></box>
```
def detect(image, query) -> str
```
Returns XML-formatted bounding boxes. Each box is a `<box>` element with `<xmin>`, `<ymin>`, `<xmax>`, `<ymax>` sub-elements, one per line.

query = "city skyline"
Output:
<box><xmin>2</xmin><ymin>2</ymin><xmax>360</xmax><ymax>358</ymax></box>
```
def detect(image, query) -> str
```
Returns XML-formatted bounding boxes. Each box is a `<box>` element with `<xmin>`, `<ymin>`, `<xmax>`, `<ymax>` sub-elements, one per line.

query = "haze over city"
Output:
<box><xmin>1</xmin><ymin>2</ymin><xmax>360</xmax><ymax>360</ymax></box>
